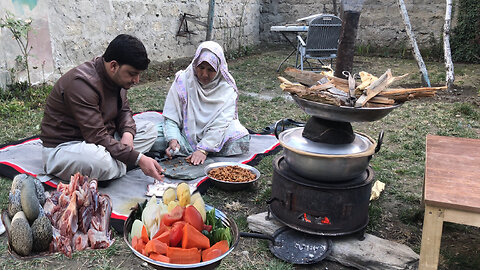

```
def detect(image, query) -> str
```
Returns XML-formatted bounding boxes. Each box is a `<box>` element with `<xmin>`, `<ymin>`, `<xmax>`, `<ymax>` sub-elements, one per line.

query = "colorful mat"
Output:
<box><xmin>0</xmin><ymin>111</ymin><xmax>281</xmax><ymax>232</ymax></box>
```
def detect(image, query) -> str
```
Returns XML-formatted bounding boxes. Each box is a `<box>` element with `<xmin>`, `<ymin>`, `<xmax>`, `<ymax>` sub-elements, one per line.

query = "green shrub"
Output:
<box><xmin>451</xmin><ymin>0</ymin><xmax>480</xmax><ymax>63</ymax></box>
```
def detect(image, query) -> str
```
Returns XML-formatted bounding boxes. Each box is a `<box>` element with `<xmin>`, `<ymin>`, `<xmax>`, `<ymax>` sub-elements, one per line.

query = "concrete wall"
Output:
<box><xmin>1</xmin><ymin>0</ymin><xmax>450</xmax><ymax>86</ymax></box>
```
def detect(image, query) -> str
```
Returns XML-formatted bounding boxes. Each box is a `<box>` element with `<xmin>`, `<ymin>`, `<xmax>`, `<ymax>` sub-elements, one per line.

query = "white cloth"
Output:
<box><xmin>162</xmin><ymin>41</ymin><xmax>249</xmax><ymax>153</ymax></box>
<box><xmin>41</xmin><ymin>120</ymin><xmax>157</xmax><ymax>181</ymax></box>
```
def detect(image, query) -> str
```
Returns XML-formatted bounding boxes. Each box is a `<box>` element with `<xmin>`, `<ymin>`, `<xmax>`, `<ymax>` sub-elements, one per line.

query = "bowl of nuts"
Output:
<box><xmin>204</xmin><ymin>162</ymin><xmax>260</xmax><ymax>191</ymax></box>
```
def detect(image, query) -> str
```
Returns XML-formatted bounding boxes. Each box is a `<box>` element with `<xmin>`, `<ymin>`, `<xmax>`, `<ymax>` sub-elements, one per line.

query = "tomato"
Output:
<box><xmin>162</xmin><ymin>205</ymin><xmax>185</xmax><ymax>226</ymax></box>
<box><xmin>184</xmin><ymin>205</ymin><xmax>204</xmax><ymax>232</ymax></box>
<box><xmin>169</xmin><ymin>221</ymin><xmax>186</xmax><ymax>247</ymax></box>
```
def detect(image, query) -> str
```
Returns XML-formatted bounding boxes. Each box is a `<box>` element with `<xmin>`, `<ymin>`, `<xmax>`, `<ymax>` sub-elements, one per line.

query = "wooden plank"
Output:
<box><xmin>419</xmin><ymin>204</ymin><xmax>444</xmax><ymax>270</ymax></box>
<box><xmin>424</xmin><ymin>135</ymin><xmax>480</xmax><ymax>212</ymax></box>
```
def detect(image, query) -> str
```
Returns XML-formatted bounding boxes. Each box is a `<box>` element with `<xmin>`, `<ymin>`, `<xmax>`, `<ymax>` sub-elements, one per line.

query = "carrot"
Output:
<box><xmin>166</xmin><ymin>246</ymin><xmax>201</xmax><ymax>264</ymax></box>
<box><xmin>201</xmin><ymin>240</ymin><xmax>229</xmax><ymax>261</ymax></box>
<box><xmin>145</xmin><ymin>239</ymin><xmax>168</xmax><ymax>256</ymax></box>
<box><xmin>141</xmin><ymin>224</ymin><xmax>149</xmax><ymax>244</ymax></box>
<box><xmin>135</xmin><ymin>240</ymin><xmax>146</xmax><ymax>255</ymax></box>
<box><xmin>131</xmin><ymin>236</ymin><xmax>139</xmax><ymax>250</ymax></box>
<box><xmin>154</xmin><ymin>231</ymin><xmax>170</xmax><ymax>245</ymax></box>
<box><xmin>181</xmin><ymin>223</ymin><xmax>210</xmax><ymax>250</ymax></box>
<box><xmin>202</xmin><ymin>248</ymin><xmax>223</xmax><ymax>262</ymax></box>
<box><xmin>149</xmin><ymin>252</ymin><xmax>171</xmax><ymax>263</ymax></box>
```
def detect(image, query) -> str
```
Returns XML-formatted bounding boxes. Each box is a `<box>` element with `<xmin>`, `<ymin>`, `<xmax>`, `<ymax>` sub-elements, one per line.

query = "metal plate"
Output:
<box><xmin>293</xmin><ymin>95</ymin><xmax>402</xmax><ymax>122</ymax></box>
<box><xmin>269</xmin><ymin>227</ymin><xmax>331</xmax><ymax>264</ymax></box>
<box><xmin>204</xmin><ymin>162</ymin><xmax>260</xmax><ymax>191</ymax></box>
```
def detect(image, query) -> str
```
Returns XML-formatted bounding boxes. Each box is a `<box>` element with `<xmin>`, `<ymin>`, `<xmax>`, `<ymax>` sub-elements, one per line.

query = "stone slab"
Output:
<box><xmin>247</xmin><ymin>212</ymin><xmax>419</xmax><ymax>270</ymax></box>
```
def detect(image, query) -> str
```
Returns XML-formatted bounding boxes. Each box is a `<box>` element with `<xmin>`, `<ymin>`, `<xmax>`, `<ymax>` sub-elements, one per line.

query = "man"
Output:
<box><xmin>40</xmin><ymin>34</ymin><xmax>163</xmax><ymax>182</ymax></box>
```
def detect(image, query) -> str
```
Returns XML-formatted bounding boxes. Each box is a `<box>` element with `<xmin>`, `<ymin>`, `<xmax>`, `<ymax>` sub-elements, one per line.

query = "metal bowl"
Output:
<box><xmin>124</xmin><ymin>204</ymin><xmax>239</xmax><ymax>270</ymax></box>
<box><xmin>204</xmin><ymin>162</ymin><xmax>260</xmax><ymax>191</ymax></box>
<box><xmin>292</xmin><ymin>95</ymin><xmax>402</xmax><ymax>122</ymax></box>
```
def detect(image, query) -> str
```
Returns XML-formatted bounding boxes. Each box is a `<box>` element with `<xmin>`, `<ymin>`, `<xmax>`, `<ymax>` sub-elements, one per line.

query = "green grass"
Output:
<box><xmin>0</xmin><ymin>47</ymin><xmax>479</xmax><ymax>269</ymax></box>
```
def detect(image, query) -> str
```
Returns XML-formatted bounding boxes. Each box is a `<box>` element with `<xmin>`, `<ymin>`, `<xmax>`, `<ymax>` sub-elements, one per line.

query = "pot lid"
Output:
<box><xmin>278</xmin><ymin>127</ymin><xmax>376</xmax><ymax>156</ymax></box>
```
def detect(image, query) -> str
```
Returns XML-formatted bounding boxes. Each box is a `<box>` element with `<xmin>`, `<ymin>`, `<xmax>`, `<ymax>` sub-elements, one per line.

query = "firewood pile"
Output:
<box><xmin>279</xmin><ymin>67</ymin><xmax>447</xmax><ymax>108</ymax></box>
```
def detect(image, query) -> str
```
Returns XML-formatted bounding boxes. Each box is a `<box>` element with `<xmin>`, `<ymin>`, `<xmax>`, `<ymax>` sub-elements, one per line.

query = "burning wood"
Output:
<box><xmin>280</xmin><ymin>68</ymin><xmax>447</xmax><ymax>108</ymax></box>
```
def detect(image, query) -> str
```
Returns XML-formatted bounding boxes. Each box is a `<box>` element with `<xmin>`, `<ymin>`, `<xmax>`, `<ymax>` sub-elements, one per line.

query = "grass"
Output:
<box><xmin>0</xmin><ymin>46</ymin><xmax>479</xmax><ymax>269</ymax></box>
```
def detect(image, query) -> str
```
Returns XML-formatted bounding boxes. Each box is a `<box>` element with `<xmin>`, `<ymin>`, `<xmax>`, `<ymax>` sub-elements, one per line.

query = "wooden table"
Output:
<box><xmin>419</xmin><ymin>135</ymin><xmax>480</xmax><ymax>269</ymax></box>
<box><xmin>270</xmin><ymin>25</ymin><xmax>309</xmax><ymax>72</ymax></box>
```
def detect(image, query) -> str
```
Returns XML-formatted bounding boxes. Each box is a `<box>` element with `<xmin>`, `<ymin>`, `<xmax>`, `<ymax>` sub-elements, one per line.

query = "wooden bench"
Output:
<box><xmin>419</xmin><ymin>135</ymin><xmax>480</xmax><ymax>269</ymax></box>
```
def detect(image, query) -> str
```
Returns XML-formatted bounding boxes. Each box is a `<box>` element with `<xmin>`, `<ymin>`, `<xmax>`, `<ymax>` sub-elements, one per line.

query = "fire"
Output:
<box><xmin>303</xmin><ymin>213</ymin><xmax>311</xmax><ymax>223</ymax></box>
<box><xmin>321</xmin><ymin>217</ymin><xmax>330</xmax><ymax>224</ymax></box>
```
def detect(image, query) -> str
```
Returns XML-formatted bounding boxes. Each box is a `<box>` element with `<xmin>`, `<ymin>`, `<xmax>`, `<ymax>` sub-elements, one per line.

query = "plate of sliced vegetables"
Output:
<box><xmin>124</xmin><ymin>183</ymin><xmax>239</xmax><ymax>270</ymax></box>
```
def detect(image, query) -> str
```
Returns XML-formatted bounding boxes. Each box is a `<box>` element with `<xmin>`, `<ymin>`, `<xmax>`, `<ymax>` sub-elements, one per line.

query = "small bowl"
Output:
<box><xmin>124</xmin><ymin>204</ymin><xmax>239</xmax><ymax>270</ymax></box>
<box><xmin>204</xmin><ymin>162</ymin><xmax>260</xmax><ymax>191</ymax></box>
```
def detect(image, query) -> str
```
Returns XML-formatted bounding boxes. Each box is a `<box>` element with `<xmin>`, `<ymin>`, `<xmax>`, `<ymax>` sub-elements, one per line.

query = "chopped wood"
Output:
<box><xmin>283</xmin><ymin>67</ymin><xmax>325</xmax><ymax>86</ymax></box>
<box><xmin>365</xmin><ymin>102</ymin><xmax>395</xmax><ymax>108</ymax></box>
<box><xmin>369</xmin><ymin>96</ymin><xmax>396</xmax><ymax>105</ymax></box>
<box><xmin>355</xmin><ymin>70</ymin><xmax>409</xmax><ymax>107</ymax></box>
<box><xmin>356</xmin><ymin>71</ymin><xmax>378</xmax><ymax>91</ymax></box>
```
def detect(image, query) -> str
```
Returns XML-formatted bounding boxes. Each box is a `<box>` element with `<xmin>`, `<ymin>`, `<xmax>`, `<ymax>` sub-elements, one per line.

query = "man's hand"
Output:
<box><xmin>138</xmin><ymin>155</ymin><xmax>164</xmax><ymax>181</ymax></box>
<box><xmin>187</xmin><ymin>150</ymin><xmax>207</xmax><ymax>166</ymax></box>
<box><xmin>165</xmin><ymin>139</ymin><xmax>180</xmax><ymax>159</ymax></box>
<box><xmin>121</xmin><ymin>132</ymin><xmax>134</xmax><ymax>149</ymax></box>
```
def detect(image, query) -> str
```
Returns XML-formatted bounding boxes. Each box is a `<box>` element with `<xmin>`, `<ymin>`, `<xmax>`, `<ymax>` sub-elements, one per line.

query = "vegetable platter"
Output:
<box><xmin>123</xmin><ymin>183</ymin><xmax>239</xmax><ymax>270</ymax></box>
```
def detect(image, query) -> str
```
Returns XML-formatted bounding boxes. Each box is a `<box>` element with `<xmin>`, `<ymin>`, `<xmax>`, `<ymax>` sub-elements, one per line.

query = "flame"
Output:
<box><xmin>321</xmin><ymin>217</ymin><xmax>330</xmax><ymax>224</ymax></box>
<box><xmin>303</xmin><ymin>213</ymin><xmax>311</xmax><ymax>223</ymax></box>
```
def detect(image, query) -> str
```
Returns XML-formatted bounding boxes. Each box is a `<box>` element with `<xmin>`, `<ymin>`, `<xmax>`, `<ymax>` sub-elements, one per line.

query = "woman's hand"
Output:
<box><xmin>187</xmin><ymin>150</ymin><xmax>207</xmax><ymax>165</ymax></box>
<box><xmin>166</xmin><ymin>139</ymin><xmax>180</xmax><ymax>159</ymax></box>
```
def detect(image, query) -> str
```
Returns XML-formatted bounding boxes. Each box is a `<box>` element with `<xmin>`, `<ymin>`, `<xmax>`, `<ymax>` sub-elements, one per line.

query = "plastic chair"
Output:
<box><xmin>296</xmin><ymin>14</ymin><xmax>342</xmax><ymax>71</ymax></box>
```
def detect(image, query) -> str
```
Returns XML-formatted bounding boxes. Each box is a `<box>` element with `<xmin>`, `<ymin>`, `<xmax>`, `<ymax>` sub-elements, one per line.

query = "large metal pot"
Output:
<box><xmin>276</xmin><ymin>127</ymin><xmax>382</xmax><ymax>181</ymax></box>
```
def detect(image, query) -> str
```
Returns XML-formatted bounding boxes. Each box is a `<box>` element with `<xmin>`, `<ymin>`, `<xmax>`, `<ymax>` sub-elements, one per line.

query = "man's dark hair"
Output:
<box><xmin>103</xmin><ymin>34</ymin><xmax>150</xmax><ymax>70</ymax></box>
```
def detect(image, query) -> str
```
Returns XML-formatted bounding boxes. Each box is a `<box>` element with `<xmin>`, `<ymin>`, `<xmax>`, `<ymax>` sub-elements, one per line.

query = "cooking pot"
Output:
<box><xmin>275</xmin><ymin>126</ymin><xmax>383</xmax><ymax>181</ymax></box>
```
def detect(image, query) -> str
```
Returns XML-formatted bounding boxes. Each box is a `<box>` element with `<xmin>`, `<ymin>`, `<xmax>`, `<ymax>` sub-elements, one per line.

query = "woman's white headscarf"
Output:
<box><xmin>162</xmin><ymin>41</ymin><xmax>248</xmax><ymax>152</ymax></box>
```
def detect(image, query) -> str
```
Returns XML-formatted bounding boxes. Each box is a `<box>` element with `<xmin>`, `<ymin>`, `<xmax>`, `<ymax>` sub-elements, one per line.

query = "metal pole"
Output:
<box><xmin>206</xmin><ymin>0</ymin><xmax>215</xmax><ymax>41</ymax></box>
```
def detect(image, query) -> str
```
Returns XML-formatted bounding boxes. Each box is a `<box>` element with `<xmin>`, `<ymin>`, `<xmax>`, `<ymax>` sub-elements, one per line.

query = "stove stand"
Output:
<box><xmin>268</xmin><ymin>156</ymin><xmax>374</xmax><ymax>238</ymax></box>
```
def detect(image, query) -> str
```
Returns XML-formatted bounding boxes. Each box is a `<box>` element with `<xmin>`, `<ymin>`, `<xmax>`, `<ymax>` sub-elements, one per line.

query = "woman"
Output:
<box><xmin>152</xmin><ymin>41</ymin><xmax>250</xmax><ymax>165</ymax></box>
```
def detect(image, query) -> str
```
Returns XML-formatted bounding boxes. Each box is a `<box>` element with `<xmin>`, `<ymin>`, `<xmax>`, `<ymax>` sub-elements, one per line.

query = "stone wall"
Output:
<box><xmin>1</xmin><ymin>0</ymin><xmax>451</xmax><ymax>86</ymax></box>
<box><xmin>261</xmin><ymin>0</ymin><xmax>449</xmax><ymax>49</ymax></box>
<box><xmin>0</xmin><ymin>0</ymin><xmax>261</xmax><ymax>85</ymax></box>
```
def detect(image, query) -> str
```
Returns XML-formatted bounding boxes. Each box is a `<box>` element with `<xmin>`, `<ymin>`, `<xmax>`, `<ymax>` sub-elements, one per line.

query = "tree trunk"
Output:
<box><xmin>334</xmin><ymin>11</ymin><xmax>360</xmax><ymax>79</ymax></box>
<box><xmin>397</xmin><ymin>0</ymin><xmax>431</xmax><ymax>87</ymax></box>
<box><xmin>443</xmin><ymin>0</ymin><xmax>455</xmax><ymax>90</ymax></box>
<box><xmin>206</xmin><ymin>0</ymin><xmax>215</xmax><ymax>41</ymax></box>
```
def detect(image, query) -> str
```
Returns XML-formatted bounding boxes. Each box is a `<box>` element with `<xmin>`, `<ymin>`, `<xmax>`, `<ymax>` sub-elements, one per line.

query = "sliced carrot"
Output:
<box><xmin>149</xmin><ymin>252</ymin><xmax>171</xmax><ymax>263</ymax></box>
<box><xmin>131</xmin><ymin>236</ymin><xmax>139</xmax><ymax>250</ymax></box>
<box><xmin>145</xmin><ymin>239</ymin><xmax>168</xmax><ymax>256</ymax></box>
<box><xmin>154</xmin><ymin>231</ymin><xmax>170</xmax><ymax>245</ymax></box>
<box><xmin>206</xmin><ymin>240</ymin><xmax>229</xmax><ymax>254</ymax></box>
<box><xmin>202</xmin><ymin>248</ymin><xmax>223</xmax><ymax>262</ymax></box>
<box><xmin>201</xmin><ymin>240</ymin><xmax>229</xmax><ymax>261</ymax></box>
<box><xmin>166</xmin><ymin>246</ymin><xmax>201</xmax><ymax>264</ymax></box>
<box><xmin>135</xmin><ymin>240</ymin><xmax>146</xmax><ymax>255</ymax></box>
<box><xmin>141</xmin><ymin>225</ymin><xmax>149</xmax><ymax>244</ymax></box>
<box><xmin>181</xmin><ymin>223</ymin><xmax>210</xmax><ymax>250</ymax></box>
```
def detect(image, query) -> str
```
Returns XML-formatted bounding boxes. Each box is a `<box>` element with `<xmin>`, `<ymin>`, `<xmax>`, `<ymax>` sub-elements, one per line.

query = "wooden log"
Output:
<box><xmin>369</xmin><ymin>96</ymin><xmax>396</xmax><ymax>105</ymax></box>
<box><xmin>397</xmin><ymin>0</ymin><xmax>431</xmax><ymax>87</ymax></box>
<box><xmin>443</xmin><ymin>0</ymin><xmax>455</xmax><ymax>90</ymax></box>
<box><xmin>283</xmin><ymin>67</ymin><xmax>325</xmax><ymax>86</ymax></box>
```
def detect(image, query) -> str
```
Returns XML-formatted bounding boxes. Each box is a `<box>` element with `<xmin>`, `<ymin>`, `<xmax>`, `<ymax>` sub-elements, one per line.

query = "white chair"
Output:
<box><xmin>296</xmin><ymin>14</ymin><xmax>342</xmax><ymax>71</ymax></box>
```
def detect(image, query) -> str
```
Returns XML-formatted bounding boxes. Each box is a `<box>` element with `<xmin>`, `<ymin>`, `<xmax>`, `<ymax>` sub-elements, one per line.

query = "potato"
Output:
<box><xmin>193</xmin><ymin>197</ymin><xmax>206</xmax><ymax>222</ymax></box>
<box><xmin>190</xmin><ymin>192</ymin><xmax>202</xmax><ymax>205</ymax></box>
<box><xmin>163</xmin><ymin>187</ymin><xmax>176</xmax><ymax>205</ymax></box>
<box><xmin>167</xmin><ymin>200</ymin><xmax>179</xmax><ymax>212</ymax></box>
<box><xmin>176</xmin><ymin>182</ymin><xmax>190</xmax><ymax>207</ymax></box>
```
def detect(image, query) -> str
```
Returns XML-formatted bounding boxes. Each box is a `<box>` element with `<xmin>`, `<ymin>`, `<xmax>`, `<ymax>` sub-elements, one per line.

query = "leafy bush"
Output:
<box><xmin>451</xmin><ymin>0</ymin><xmax>480</xmax><ymax>63</ymax></box>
